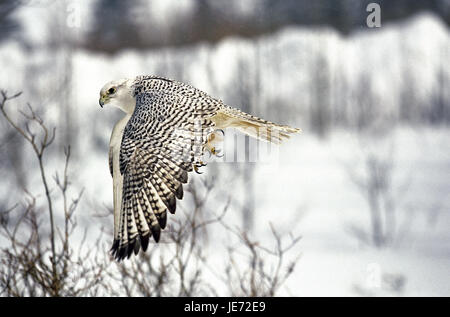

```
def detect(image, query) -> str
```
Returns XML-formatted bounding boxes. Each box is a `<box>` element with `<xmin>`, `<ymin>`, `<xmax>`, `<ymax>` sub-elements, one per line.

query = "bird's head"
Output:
<box><xmin>99</xmin><ymin>78</ymin><xmax>135</xmax><ymax>114</ymax></box>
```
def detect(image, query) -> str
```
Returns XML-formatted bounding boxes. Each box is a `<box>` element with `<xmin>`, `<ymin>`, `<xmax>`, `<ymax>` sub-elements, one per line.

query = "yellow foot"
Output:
<box><xmin>208</xmin><ymin>146</ymin><xmax>223</xmax><ymax>158</ymax></box>
<box><xmin>205</xmin><ymin>129</ymin><xmax>225</xmax><ymax>158</ymax></box>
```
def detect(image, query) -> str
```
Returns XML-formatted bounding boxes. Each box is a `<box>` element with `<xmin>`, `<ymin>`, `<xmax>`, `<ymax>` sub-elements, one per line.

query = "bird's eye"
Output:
<box><xmin>107</xmin><ymin>87</ymin><xmax>116</xmax><ymax>94</ymax></box>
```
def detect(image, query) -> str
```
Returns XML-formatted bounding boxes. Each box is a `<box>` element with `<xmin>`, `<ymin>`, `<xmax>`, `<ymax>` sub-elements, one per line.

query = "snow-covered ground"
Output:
<box><xmin>0</xmin><ymin>9</ymin><xmax>449</xmax><ymax>296</ymax></box>
<box><xmin>258</xmin><ymin>126</ymin><xmax>450</xmax><ymax>296</ymax></box>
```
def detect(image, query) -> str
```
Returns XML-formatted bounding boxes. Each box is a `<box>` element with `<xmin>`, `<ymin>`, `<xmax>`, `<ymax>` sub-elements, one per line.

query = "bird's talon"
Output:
<box><xmin>193</xmin><ymin>161</ymin><xmax>207</xmax><ymax>174</ymax></box>
<box><xmin>216</xmin><ymin>129</ymin><xmax>225</xmax><ymax>136</ymax></box>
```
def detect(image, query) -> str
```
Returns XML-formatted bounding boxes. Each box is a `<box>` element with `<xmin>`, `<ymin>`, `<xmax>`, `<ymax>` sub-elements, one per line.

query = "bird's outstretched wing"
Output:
<box><xmin>111</xmin><ymin>76</ymin><xmax>222</xmax><ymax>260</ymax></box>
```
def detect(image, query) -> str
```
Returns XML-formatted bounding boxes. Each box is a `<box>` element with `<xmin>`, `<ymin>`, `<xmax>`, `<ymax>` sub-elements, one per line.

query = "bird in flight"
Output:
<box><xmin>99</xmin><ymin>75</ymin><xmax>299</xmax><ymax>261</ymax></box>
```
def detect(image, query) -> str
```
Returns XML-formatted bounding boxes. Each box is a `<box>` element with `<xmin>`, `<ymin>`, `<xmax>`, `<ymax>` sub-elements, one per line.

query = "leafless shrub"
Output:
<box><xmin>0</xmin><ymin>91</ymin><xmax>107</xmax><ymax>296</ymax></box>
<box><xmin>105</xmin><ymin>175</ymin><xmax>301</xmax><ymax>297</ymax></box>
<box><xmin>346</xmin><ymin>151</ymin><xmax>395</xmax><ymax>248</ymax></box>
<box><xmin>220</xmin><ymin>222</ymin><xmax>302</xmax><ymax>297</ymax></box>
<box><xmin>343</xmin><ymin>133</ymin><xmax>414</xmax><ymax>249</ymax></box>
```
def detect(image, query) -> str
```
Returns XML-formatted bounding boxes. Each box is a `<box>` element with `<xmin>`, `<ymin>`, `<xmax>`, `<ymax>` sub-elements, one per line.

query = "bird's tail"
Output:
<box><xmin>213</xmin><ymin>107</ymin><xmax>300</xmax><ymax>144</ymax></box>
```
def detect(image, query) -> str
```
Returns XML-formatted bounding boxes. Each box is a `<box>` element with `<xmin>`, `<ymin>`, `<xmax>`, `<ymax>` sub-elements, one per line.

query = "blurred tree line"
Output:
<box><xmin>2</xmin><ymin>0</ymin><xmax>450</xmax><ymax>51</ymax></box>
<box><xmin>81</xmin><ymin>0</ymin><xmax>450</xmax><ymax>53</ymax></box>
<box><xmin>0</xmin><ymin>0</ymin><xmax>21</xmax><ymax>43</ymax></box>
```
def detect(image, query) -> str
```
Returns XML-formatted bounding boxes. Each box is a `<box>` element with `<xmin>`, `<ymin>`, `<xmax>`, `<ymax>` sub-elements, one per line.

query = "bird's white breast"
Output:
<box><xmin>110</xmin><ymin>114</ymin><xmax>132</xmax><ymax>239</ymax></box>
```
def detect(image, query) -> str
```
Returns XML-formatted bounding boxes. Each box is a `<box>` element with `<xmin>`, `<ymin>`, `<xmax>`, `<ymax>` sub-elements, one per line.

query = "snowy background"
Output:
<box><xmin>0</xmin><ymin>0</ymin><xmax>449</xmax><ymax>296</ymax></box>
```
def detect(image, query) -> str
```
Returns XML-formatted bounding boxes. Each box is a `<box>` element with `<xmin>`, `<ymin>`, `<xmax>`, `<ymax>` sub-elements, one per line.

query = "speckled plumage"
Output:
<box><xmin>100</xmin><ymin>75</ymin><xmax>299</xmax><ymax>261</ymax></box>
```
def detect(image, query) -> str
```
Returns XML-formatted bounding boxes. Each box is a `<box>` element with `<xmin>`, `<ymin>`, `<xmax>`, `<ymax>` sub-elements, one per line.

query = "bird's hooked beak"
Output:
<box><xmin>99</xmin><ymin>94</ymin><xmax>108</xmax><ymax>108</ymax></box>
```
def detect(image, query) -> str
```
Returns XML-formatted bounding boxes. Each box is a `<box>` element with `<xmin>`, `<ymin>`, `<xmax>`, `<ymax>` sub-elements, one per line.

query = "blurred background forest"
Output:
<box><xmin>0</xmin><ymin>0</ymin><xmax>449</xmax><ymax>296</ymax></box>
